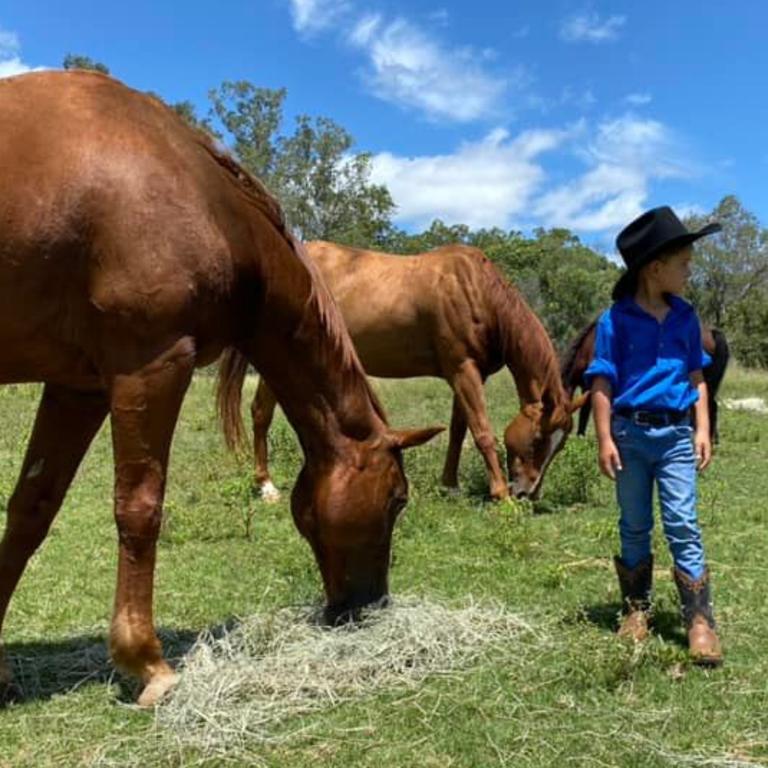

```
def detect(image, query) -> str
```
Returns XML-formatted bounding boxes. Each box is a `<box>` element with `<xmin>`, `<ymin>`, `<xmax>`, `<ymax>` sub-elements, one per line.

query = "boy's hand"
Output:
<box><xmin>695</xmin><ymin>429</ymin><xmax>712</xmax><ymax>471</ymax></box>
<box><xmin>598</xmin><ymin>438</ymin><xmax>623</xmax><ymax>480</ymax></box>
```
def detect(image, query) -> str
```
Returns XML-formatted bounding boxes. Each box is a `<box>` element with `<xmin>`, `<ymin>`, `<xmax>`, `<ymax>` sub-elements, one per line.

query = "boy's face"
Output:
<box><xmin>649</xmin><ymin>245</ymin><xmax>694</xmax><ymax>295</ymax></box>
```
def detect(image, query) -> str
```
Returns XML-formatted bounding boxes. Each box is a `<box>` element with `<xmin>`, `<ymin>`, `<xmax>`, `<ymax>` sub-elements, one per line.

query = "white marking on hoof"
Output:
<box><xmin>26</xmin><ymin>458</ymin><xmax>44</xmax><ymax>479</ymax></box>
<box><xmin>137</xmin><ymin>671</ymin><xmax>179</xmax><ymax>708</ymax></box>
<box><xmin>444</xmin><ymin>486</ymin><xmax>461</xmax><ymax>497</ymax></box>
<box><xmin>260</xmin><ymin>481</ymin><xmax>281</xmax><ymax>503</ymax></box>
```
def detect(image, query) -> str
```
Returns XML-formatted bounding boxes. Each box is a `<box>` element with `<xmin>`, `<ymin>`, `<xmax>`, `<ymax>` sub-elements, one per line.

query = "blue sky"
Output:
<box><xmin>2</xmin><ymin>1</ymin><xmax>767</xmax><ymax>250</ymax></box>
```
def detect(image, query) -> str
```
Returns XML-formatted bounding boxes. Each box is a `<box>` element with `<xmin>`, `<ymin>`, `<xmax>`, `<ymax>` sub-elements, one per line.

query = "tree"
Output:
<box><xmin>686</xmin><ymin>196</ymin><xmax>768</xmax><ymax>328</ymax></box>
<box><xmin>207</xmin><ymin>81</ymin><xmax>394</xmax><ymax>244</ymax></box>
<box><xmin>62</xmin><ymin>54</ymin><xmax>110</xmax><ymax>74</ymax></box>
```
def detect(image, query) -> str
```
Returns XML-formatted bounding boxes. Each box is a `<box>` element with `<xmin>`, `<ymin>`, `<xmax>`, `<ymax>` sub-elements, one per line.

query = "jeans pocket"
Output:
<box><xmin>612</xmin><ymin>417</ymin><xmax>629</xmax><ymax>441</ymax></box>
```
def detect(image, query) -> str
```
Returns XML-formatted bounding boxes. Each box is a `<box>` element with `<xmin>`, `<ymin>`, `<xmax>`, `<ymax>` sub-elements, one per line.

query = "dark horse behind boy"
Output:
<box><xmin>562</xmin><ymin>319</ymin><xmax>730</xmax><ymax>440</ymax></box>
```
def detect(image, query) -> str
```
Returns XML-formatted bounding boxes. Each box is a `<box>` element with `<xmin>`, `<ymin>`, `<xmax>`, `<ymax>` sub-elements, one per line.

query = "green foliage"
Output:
<box><xmin>684</xmin><ymin>195</ymin><xmax>768</xmax><ymax>367</ymax></box>
<box><xmin>686</xmin><ymin>195</ymin><xmax>768</xmax><ymax>327</ymax></box>
<box><xmin>725</xmin><ymin>292</ymin><xmax>768</xmax><ymax>368</ymax></box>
<box><xmin>207</xmin><ymin>82</ymin><xmax>395</xmax><ymax>245</ymax></box>
<box><xmin>62</xmin><ymin>54</ymin><xmax>110</xmax><ymax>74</ymax></box>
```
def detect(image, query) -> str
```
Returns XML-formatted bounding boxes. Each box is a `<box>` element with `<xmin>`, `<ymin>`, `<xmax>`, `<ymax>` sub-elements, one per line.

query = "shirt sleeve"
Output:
<box><xmin>688</xmin><ymin>315</ymin><xmax>706</xmax><ymax>373</ymax></box>
<box><xmin>584</xmin><ymin>310</ymin><xmax>618</xmax><ymax>389</ymax></box>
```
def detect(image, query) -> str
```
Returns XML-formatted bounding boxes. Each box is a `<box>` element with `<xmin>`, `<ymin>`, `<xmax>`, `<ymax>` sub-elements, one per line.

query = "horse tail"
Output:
<box><xmin>216</xmin><ymin>347</ymin><xmax>250</xmax><ymax>452</ymax></box>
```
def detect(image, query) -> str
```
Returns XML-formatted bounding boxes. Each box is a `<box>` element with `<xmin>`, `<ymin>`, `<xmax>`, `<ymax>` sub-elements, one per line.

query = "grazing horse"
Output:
<box><xmin>0</xmin><ymin>72</ymin><xmax>440</xmax><ymax>706</ymax></box>
<box><xmin>562</xmin><ymin>318</ymin><xmax>730</xmax><ymax>440</ymax></box>
<box><xmin>251</xmin><ymin>241</ymin><xmax>586</xmax><ymax>502</ymax></box>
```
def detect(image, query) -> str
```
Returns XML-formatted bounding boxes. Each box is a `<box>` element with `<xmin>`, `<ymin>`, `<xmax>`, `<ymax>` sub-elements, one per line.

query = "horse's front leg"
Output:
<box><xmin>447</xmin><ymin>361</ymin><xmax>508</xmax><ymax>501</ymax></box>
<box><xmin>107</xmin><ymin>337</ymin><xmax>195</xmax><ymax>707</ymax></box>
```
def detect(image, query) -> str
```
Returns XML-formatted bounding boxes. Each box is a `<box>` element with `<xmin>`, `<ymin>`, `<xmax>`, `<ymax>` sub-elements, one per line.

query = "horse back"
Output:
<box><xmin>305</xmin><ymin>242</ymin><xmax>500</xmax><ymax>376</ymax></box>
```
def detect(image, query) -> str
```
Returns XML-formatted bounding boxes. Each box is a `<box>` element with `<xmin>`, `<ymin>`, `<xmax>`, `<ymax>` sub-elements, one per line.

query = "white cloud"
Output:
<box><xmin>0</xmin><ymin>27</ymin><xmax>19</xmax><ymax>58</ymax></box>
<box><xmin>288</xmin><ymin>0</ymin><xmax>351</xmax><ymax>35</ymax></box>
<box><xmin>0</xmin><ymin>26</ymin><xmax>44</xmax><ymax>79</ymax></box>
<box><xmin>625</xmin><ymin>92</ymin><xmax>652</xmax><ymax>105</ymax></box>
<box><xmin>560</xmin><ymin>12</ymin><xmax>626</xmax><ymax>43</ymax></box>
<box><xmin>370</xmin><ymin>112</ymin><xmax>695</xmax><ymax>236</ymax></box>
<box><xmin>0</xmin><ymin>57</ymin><xmax>35</xmax><ymax>78</ymax></box>
<box><xmin>349</xmin><ymin>15</ymin><xmax>507</xmax><ymax>122</ymax></box>
<box><xmin>371</xmin><ymin>126</ymin><xmax>571</xmax><ymax>229</ymax></box>
<box><xmin>535</xmin><ymin>115</ymin><xmax>690</xmax><ymax>231</ymax></box>
<box><xmin>427</xmin><ymin>9</ymin><xmax>450</xmax><ymax>26</ymax></box>
<box><xmin>674</xmin><ymin>202</ymin><xmax>706</xmax><ymax>219</ymax></box>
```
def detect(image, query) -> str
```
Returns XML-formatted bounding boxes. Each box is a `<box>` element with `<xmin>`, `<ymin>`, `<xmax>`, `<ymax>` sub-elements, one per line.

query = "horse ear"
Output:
<box><xmin>568</xmin><ymin>391</ymin><xmax>590</xmax><ymax>413</ymax></box>
<box><xmin>389</xmin><ymin>426</ymin><xmax>444</xmax><ymax>450</ymax></box>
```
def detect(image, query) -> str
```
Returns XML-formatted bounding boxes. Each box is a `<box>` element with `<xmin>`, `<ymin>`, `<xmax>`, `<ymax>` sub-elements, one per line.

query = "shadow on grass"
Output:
<box><xmin>0</xmin><ymin>620</ymin><xmax>240</xmax><ymax>708</ymax></box>
<box><xmin>573</xmin><ymin>602</ymin><xmax>688</xmax><ymax>648</ymax></box>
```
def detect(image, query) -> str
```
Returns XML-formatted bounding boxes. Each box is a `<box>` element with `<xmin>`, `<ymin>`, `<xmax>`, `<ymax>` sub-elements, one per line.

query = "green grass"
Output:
<box><xmin>1</xmin><ymin>368</ymin><xmax>768</xmax><ymax>767</ymax></box>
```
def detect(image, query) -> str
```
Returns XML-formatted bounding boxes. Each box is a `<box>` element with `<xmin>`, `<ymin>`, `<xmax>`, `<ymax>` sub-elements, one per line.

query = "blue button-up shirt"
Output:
<box><xmin>584</xmin><ymin>296</ymin><xmax>707</xmax><ymax>412</ymax></box>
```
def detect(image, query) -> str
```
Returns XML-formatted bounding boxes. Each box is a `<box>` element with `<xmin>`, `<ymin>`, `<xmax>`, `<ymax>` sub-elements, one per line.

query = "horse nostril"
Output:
<box><xmin>516</xmin><ymin>490</ymin><xmax>530</xmax><ymax>500</ymax></box>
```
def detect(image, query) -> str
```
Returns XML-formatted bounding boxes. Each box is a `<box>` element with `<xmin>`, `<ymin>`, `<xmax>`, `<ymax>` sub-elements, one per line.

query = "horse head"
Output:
<box><xmin>503</xmin><ymin>393</ymin><xmax>588</xmax><ymax>499</ymax></box>
<box><xmin>290</xmin><ymin>426</ymin><xmax>443</xmax><ymax>623</ymax></box>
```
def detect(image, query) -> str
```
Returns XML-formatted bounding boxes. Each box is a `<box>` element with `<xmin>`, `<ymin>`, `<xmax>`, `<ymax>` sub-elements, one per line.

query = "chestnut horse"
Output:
<box><xmin>562</xmin><ymin>318</ymin><xmax>730</xmax><ymax>440</ymax></box>
<box><xmin>0</xmin><ymin>72</ymin><xmax>440</xmax><ymax>706</ymax></box>
<box><xmin>252</xmin><ymin>241</ymin><xmax>585</xmax><ymax>502</ymax></box>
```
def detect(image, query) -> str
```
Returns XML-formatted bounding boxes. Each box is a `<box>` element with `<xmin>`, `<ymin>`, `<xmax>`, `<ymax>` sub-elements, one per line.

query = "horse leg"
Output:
<box><xmin>577</xmin><ymin>388</ymin><xmax>592</xmax><ymax>436</ymax></box>
<box><xmin>107</xmin><ymin>339</ymin><xmax>194</xmax><ymax>707</ymax></box>
<box><xmin>441</xmin><ymin>394</ymin><xmax>467</xmax><ymax>492</ymax></box>
<box><xmin>0</xmin><ymin>386</ymin><xmax>108</xmax><ymax>690</ymax></box>
<box><xmin>448</xmin><ymin>361</ymin><xmax>508</xmax><ymax>501</ymax></box>
<box><xmin>251</xmin><ymin>379</ymin><xmax>280</xmax><ymax>501</ymax></box>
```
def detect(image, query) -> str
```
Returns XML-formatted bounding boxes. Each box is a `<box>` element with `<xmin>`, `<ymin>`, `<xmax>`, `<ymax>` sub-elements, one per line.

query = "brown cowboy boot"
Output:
<box><xmin>673</xmin><ymin>566</ymin><xmax>723</xmax><ymax>666</ymax></box>
<box><xmin>614</xmin><ymin>555</ymin><xmax>653</xmax><ymax>642</ymax></box>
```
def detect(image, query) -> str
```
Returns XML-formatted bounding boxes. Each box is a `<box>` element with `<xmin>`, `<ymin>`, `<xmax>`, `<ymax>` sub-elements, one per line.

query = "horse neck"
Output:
<box><xmin>248</xmin><ymin>237</ymin><xmax>385</xmax><ymax>461</ymax></box>
<box><xmin>496</xmin><ymin>288</ymin><xmax>567</xmax><ymax>409</ymax></box>
<box><xmin>561</xmin><ymin>321</ymin><xmax>597</xmax><ymax>395</ymax></box>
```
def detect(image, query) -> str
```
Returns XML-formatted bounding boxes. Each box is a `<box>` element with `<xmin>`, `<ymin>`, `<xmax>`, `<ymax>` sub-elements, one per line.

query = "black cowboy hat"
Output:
<box><xmin>612</xmin><ymin>206</ymin><xmax>721</xmax><ymax>300</ymax></box>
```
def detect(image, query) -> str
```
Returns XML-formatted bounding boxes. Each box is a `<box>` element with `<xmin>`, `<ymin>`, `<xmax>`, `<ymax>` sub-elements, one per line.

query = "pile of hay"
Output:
<box><xmin>156</xmin><ymin>595</ymin><xmax>533</xmax><ymax>756</ymax></box>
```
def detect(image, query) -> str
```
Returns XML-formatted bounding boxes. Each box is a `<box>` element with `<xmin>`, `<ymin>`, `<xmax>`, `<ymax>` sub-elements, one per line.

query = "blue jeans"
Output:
<box><xmin>612</xmin><ymin>415</ymin><xmax>705</xmax><ymax>579</ymax></box>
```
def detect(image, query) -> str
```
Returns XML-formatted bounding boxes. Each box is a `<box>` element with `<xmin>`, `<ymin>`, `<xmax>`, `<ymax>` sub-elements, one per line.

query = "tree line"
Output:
<box><xmin>62</xmin><ymin>55</ymin><xmax>768</xmax><ymax>366</ymax></box>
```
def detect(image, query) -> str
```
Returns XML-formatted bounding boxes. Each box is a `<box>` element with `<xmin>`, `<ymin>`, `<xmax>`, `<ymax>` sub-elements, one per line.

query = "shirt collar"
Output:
<box><xmin>615</xmin><ymin>294</ymin><xmax>692</xmax><ymax>321</ymax></box>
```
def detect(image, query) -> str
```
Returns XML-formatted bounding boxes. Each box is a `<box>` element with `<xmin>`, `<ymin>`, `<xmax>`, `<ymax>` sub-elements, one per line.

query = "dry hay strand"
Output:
<box><xmin>156</xmin><ymin>595</ymin><xmax>535</xmax><ymax>756</ymax></box>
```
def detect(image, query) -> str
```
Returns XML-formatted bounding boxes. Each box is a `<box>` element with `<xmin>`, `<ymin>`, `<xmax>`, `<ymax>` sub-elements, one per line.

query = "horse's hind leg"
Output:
<box><xmin>107</xmin><ymin>338</ymin><xmax>194</xmax><ymax>707</ymax></box>
<box><xmin>251</xmin><ymin>379</ymin><xmax>280</xmax><ymax>501</ymax></box>
<box><xmin>441</xmin><ymin>394</ymin><xmax>467</xmax><ymax>491</ymax></box>
<box><xmin>0</xmin><ymin>386</ymin><xmax>108</xmax><ymax>691</ymax></box>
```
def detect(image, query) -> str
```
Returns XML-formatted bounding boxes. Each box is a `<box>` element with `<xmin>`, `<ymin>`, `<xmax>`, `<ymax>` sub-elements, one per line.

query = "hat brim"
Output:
<box><xmin>611</xmin><ymin>221</ymin><xmax>722</xmax><ymax>301</ymax></box>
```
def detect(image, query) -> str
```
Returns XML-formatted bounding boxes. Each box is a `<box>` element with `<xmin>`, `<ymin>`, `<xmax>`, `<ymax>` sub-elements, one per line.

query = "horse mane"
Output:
<box><xmin>561</xmin><ymin>319</ymin><xmax>598</xmax><ymax>390</ymax></box>
<box><xmin>199</xmin><ymin>131</ymin><xmax>387</xmax><ymax>447</ymax></box>
<box><xmin>478</xmin><ymin>255</ymin><xmax>566</xmax><ymax>407</ymax></box>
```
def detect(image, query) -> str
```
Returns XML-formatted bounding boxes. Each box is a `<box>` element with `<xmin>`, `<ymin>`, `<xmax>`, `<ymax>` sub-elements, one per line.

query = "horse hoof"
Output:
<box><xmin>137</xmin><ymin>671</ymin><xmax>179</xmax><ymax>708</ymax></box>
<box><xmin>443</xmin><ymin>485</ymin><xmax>461</xmax><ymax>497</ymax></box>
<box><xmin>259</xmin><ymin>481</ymin><xmax>281</xmax><ymax>503</ymax></box>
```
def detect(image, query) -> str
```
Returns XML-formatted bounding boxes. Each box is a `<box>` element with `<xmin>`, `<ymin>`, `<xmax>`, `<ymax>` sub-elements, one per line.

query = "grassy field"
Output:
<box><xmin>1</xmin><ymin>364</ymin><xmax>768</xmax><ymax>767</ymax></box>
